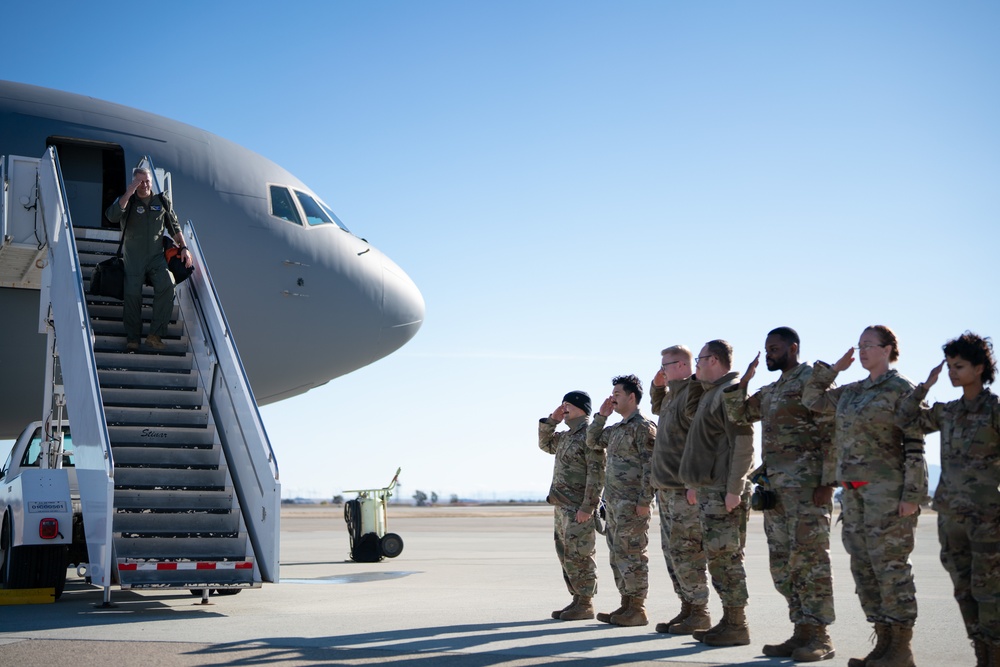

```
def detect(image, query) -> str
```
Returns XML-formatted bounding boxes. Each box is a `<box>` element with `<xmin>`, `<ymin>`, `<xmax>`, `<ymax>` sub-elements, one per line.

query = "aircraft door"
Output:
<box><xmin>46</xmin><ymin>139</ymin><xmax>125</xmax><ymax>230</ymax></box>
<box><xmin>1</xmin><ymin>155</ymin><xmax>42</xmax><ymax>246</ymax></box>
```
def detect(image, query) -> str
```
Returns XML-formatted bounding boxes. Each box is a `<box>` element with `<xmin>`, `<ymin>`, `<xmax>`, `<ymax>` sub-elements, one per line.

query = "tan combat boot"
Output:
<box><xmin>702</xmin><ymin>606</ymin><xmax>750</xmax><ymax>646</ymax></box>
<box><xmin>762</xmin><ymin>623</ymin><xmax>810</xmax><ymax>657</ymax></box>
<box><xmin>792</xmin><ymin>624</ymin><xmax>836</xmax><ymax>662</ymax></box>
<box><xmin>656</xmin><ymin>600</ymin><xmax>691</xmax><ymax>633</ymax></box>
<box><xmin>848</xmin><ymin>622</ymin><xmax>891</xmax><ymax>667</ymax></box>
<box><xmin>693</xmin><ymin>613</ymin><xmax>723</xmax><ymax>642</ymax></box>
<box><xmin>597</xmin><ymin>595</ymin><xmax>628</xmax><ymax>624</ymax></box>
<box><xmin>669</xmin><ymin>604</ymin><xmax>711</xmax><ymax>635</ymax></box>
<box><xmin>551</xmin><ymin>596</ymin><xmax>576</xmax><ymax>620</ymax></box>
<box><xmin>611</xmin><ymin>596</ymin><xmax>649</xmax><ymax>626</ymax></box>
<box><xmin>868</xmin><ymin>625</ymin><xmax>915</xmax><ymax>667</ymax></box>
<box><xmin>559</xmin><ymin>595</ymin><xmax>595</xmax><ymax>621</ymax></box>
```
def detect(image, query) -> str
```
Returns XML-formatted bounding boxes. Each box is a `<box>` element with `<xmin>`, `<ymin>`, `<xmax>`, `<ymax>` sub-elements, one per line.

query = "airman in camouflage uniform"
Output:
<box><xmin>539</xmin><ymin>390</ymin><xmax>605</xmax><ymax>621</ymax></box>
<box><xmin>649</xmin><ymin>345</ymin><xmax>712</xmax><ymax>635</ymax></box>
<box><xmin>679</xmin><ymin>340</ymin><xmax>755</xmax><ymax>647</ymax></box>
<box><xmin>587</xmin><ymin>374</ymin><xmax>657</xmax><ymax>627</ymax></box>
<box><xmin>723</xmin><ymin>327</ymin><xmax>838</xmax><ymax>662</ymax></box>
<box><xmin>896</xmin><ymin>332</ymin><xmax>1000</xmax><ymax>666</ymax></box>
<box><xmin>803</xmin><ymin>325</ymin><xmax>927</xmax><ymax>667</ymax></box>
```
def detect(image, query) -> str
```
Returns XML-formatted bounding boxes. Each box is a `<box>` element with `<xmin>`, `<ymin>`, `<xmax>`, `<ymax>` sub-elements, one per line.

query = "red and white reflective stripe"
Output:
<box><xmin>118</xmin><ymin>561</ymin><xmax>253</xmax><ymax>571</ymax></box>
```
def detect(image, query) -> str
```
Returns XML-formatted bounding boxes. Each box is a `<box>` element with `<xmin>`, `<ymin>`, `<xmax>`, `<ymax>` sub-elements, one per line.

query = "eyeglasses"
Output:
<box><xmin>695</xmin><ymin>355</ymin><xmax>715</xmax><ymax>365</ymax></box>
<box><xmin>661</xmin><ymin>361</ymin><xmax>681</xmax><ymax>369</ymax></box>
<box><xmin>855</xmin><ymin>343</ymin><xmax>887</xmax><ymax>351</ymax></box>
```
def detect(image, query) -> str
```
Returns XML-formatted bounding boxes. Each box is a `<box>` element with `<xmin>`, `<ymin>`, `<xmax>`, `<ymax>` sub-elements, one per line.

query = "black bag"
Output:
<box><xmin>90</xmin><ymin>255</ymin><xmax>125</xmax><ymax>300</ymax></box>
<box><xmin>162</xmin><ymin>235</ymin><xmax>194</xmax><ymax>285</ymax></box>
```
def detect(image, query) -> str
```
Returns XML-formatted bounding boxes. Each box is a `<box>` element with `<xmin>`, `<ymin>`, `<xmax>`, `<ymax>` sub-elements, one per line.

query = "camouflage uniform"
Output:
<box><xmin>679</xmin><ymin>371</ymin><xmax>755</xmax><ymax>607</ymax></box>
<box><xmin>587</xmin><ymin>410</ymin><xmax>657</xmax><ymax>598</ymax></box>
<box><xmin>723</xmin><ymin>362</ymin><xmax>837</xmax><ymax>626</ymax></box>
<box><xmin>539</xmin><ymin>415</ymin><xmax>605</xmax><ymax>598</ymax></box>
<box><xmin>897</xmin><ymin>386</ymin><xmax>1000</xmax><ymax>644</ymax></box>
<box><xmin>651</xmin><ymin>378</ymin><xmax>710</xmax><ymax>606</ymax></box>
<box><xmin>803</xmin><ymin>363</ymin><xmax>928</xmax><ymax>626</ymax></box>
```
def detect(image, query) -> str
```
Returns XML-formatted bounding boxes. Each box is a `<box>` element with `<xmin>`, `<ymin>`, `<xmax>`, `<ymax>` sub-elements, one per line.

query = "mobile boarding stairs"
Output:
<box><xmin>0</xmin><ymin>149</ymin><xmax>280</xmax><ymax>603</ymax></box>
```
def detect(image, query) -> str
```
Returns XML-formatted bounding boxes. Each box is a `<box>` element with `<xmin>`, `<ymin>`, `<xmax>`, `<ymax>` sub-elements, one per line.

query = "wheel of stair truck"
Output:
<box><xmin>380</xmin><ymin>532</ymin><xmax>404</xmax><ymax>559</ymax></box>
<box><xmin>1</xmin><ymin>513</ymin><xmax>69</xmax><ymax>598</ymax></box>
<box><xmin>1</xmin><ymin>514</ymin><xmax>32</xmax><ymax>590</ymax></box>
<box><xmin>189</xmin><ymin>588</ymin><xmax>243</xmax><ymax>597</ymax></box>
<box><xmin>36</xmin><ymin>544</ymin><xmax>68</xmax><ymax>599</ymax></box>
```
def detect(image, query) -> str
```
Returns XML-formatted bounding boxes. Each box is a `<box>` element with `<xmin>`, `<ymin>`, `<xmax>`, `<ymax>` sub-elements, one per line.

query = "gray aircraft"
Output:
<box><xmin>0</xmin><ymin>80</ymin><xmax>425</xmax><ymax>438</ymax></box>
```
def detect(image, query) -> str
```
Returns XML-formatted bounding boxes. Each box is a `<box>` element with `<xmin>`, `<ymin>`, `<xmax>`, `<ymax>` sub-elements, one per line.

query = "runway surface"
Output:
<box><xmin>0</xmin><ymin>505</ymin><xmax>970</xmax><ymax>666</ymax></box>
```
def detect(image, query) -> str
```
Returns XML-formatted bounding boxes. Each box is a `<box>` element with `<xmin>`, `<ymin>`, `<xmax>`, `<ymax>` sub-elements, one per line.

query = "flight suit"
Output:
<box><xmin>105</xmin><ymin>194</ymin><xmax>180</xmax><ymax>342</ymax></box>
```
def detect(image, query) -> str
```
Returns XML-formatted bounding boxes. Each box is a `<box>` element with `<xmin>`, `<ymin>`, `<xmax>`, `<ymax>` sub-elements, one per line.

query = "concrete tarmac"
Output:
<box><xmin>0</xmin><ymin>505</ymin><xmax>972</xmax><ymax>666</ymax></box>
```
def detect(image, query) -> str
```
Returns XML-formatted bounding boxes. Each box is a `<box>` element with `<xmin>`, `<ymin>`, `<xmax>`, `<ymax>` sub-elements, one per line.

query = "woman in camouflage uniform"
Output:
<box><xmin>897</xmin><ymin>332</ymin><xmax>1000</xmax><ymax>667</ymax></box>
<box><xmin>803</xmin><ymin>325</ymin><xmax>927</xmax><ymax>667</ymax></box>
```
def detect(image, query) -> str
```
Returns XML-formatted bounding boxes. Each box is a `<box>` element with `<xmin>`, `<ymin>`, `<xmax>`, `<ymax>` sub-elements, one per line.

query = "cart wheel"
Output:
<box><xmin>380</xmin><ymin>533</ymin><xmax>404</xmax><ymax>558</ymax></box>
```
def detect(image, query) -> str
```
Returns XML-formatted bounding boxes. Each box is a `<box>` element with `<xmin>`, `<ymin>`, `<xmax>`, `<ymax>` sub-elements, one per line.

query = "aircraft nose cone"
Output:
<box><xmin>379</xmin><ymin>255</ymin><xmax>425</xmax><ymax>355</ymax></box>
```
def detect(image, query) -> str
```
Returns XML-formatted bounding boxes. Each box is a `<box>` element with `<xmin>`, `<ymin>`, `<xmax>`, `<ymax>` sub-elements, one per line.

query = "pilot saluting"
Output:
<box><xmin>105</xmin><ymin>167</ymin><xmax>192</xmax><ymax>352</ymax></box>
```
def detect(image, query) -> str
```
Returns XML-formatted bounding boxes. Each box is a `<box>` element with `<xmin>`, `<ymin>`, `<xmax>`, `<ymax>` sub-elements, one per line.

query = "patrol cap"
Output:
<box><xmin>562</xmin><ymin>391</ymin><xmax>591</xmax><ymax>415</ymax></box>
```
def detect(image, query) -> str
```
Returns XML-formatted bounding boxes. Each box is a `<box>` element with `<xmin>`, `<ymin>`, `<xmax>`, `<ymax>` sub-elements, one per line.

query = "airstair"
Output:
<box><xmin>1</xmin><ymin>148</ymin><xmax>280</xmax><ymax>602</ymax></box>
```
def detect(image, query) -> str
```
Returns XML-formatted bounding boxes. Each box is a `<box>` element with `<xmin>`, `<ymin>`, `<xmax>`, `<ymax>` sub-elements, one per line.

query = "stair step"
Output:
<box><xmin>104</xmin><ymin>405</ymin><xmax>210</xmax><ymax>427</ymax></box>
<box><xmin>99</xmin><ymin>368</ymin><xmax>199</xmax><ymax>390</ymax></box>
<box><xmin>111</xmin><ymin>446</ymin><xmax>221</xmax><ymax>467</ymax></box>
<box><xmin>114</xmin><ymin>511</ymin><xmax>241</xmax><ymax>535</ymax></box>
<box><xmin>91</xmin><ymin>319</ymin><xmax>185</xmax><ymax>337</ymax></box>
<box><xmin>114</xmin><ymin>489</ymin><xmax>235</xmax><ymax>512</ymax></box>
<box><xmin>86</xmin><ymin>303</ymin><xmax>180</xmax><ymax>320</ymax></box>
<box><xmin>113</xmin><ymin>535</ymin><xmax>250</xmax><ymax>560</ymax></box>
<box><xmin>114</xmin><ymin>467</ymin><xmax>227</xmax><ymax>489</ymax></box>
<box><xmin>101</xmin><ymin>386</ymin><xmax>204</xmax><ymax>408</ymax></box>
<box><xmin>96</xmin><ymin>351</ymin><xmax>194</xmax><ymax>372</ymax></box>
<box><xmin>95</xmin><ymin>334</ymin><xmax>188</xmax><ymax>355</ymax></box>
<box><xmin>108</xmin><ymin>424</ymin><xmax>216</xmax><ymax>447</ymax></box>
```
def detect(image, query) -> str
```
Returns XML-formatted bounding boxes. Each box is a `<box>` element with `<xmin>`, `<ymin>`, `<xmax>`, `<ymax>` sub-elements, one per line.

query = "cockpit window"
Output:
<box><xmin>270</xmin><ymin>185</ymin><xmax>302</xmax><ymax>225</ymax></box>
<box><xmin>318</xmin><ymin>200</ymin><xmax>351</xmax><ymax>233</ymax></box>
<box><xmin>294</xmin><ymin>191</ymin><xmax>350</xmax><ymax>232</ymax></box>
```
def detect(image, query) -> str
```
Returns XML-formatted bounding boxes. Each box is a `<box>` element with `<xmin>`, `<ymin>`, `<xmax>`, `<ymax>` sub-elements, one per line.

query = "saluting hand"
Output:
<box><xmin>924</xmin><ymin>360</ymin><xmax>945</xmax><ymax>389</ymax></box>
<box><xmin>599</xmin><ymin>396</ymin><xmax>615</xmax><ymax>417</ymax></box>
<box><xmin>652</xmin><ymin>369</ymin><xmax>666</xmax><ymax>388</ymax></box>
<box><xmin>832</xmin><ymin>347</ymin><xmax>855</xmax><ymax>373</ymax></box>
<box><xmin>549</xmin><ymin>405</ymin><xmax>567</xmax><ymax>423</ymax></box>
<box><xmin>740</xmin><ymin>353</ymin><xmax>760</xmax><ymax>391</ymax></box>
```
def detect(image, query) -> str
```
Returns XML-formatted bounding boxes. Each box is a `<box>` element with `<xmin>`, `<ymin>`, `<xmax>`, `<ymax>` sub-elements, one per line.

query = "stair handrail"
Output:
<box><xmin>174</xmin><ymin>219</ymin><xmax>281</xmax><ymax>582</ymax></box>
<box><xmin>36</xmin><ymin>146</ymin><xmax>116</xmax><ymax>591</ymax></box>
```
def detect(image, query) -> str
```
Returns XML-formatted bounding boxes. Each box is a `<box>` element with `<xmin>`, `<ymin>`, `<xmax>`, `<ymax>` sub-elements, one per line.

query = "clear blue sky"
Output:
<box><xmin>6</xmin><ymin>1</ymin><xmax>999</xmax><ymax>500</ymax></box>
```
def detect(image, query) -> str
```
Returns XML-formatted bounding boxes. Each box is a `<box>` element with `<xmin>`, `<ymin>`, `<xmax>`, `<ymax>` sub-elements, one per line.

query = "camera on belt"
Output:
<box><xmin>750</xmin><ymin>467</ymin><xmax>777</xmax><ymax>511</ymax></box>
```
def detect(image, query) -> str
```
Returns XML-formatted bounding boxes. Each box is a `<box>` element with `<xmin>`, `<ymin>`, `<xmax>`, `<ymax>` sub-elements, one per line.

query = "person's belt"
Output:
<box><xmin>843</xmin><ymin>481</ymin><xmax>869</xmax><ymax>490</ymax></box>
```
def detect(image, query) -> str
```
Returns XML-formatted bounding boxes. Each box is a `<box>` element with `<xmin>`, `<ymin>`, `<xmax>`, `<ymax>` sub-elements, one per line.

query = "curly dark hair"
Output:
<box><xmin>612</xmin><ymin>374</ymin><xmax>644</xmax><ymax>403</ymax></box>
<box><xmin>865</xmin><ymin>325</ymin><xmax>900</xmax><ymax>363</ymax></box>
<box><xmin>943</xmin><ymin>332</ymin><xmax>996</xmax><ymax>386</ymax></box>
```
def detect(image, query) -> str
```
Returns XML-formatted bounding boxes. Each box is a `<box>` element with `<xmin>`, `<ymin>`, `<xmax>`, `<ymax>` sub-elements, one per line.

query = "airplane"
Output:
<box><xmin>0</xmin><ymin>80</ymin><xmax>425</xmax><ymax>439</ymax></box>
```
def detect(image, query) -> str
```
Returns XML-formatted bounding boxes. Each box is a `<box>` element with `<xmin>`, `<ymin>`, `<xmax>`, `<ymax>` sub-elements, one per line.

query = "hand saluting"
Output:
<box><xmin>923</xmin><ymin>360</ymin><xmax>945</xmax><ymax>389</ymax></box>
<box><xmin>739</xmin><ymin>352</ymin><xmax>760</xmax><ymax>391</ymax></box>
<box><xmin>832</xmin><ymin>347</ymin><xmax>855</xmax><ymax>373</ymax></box>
